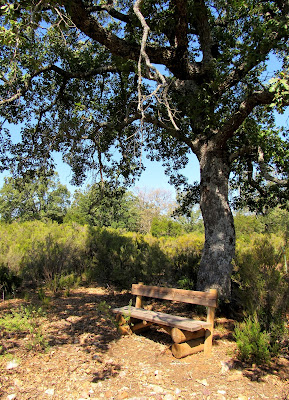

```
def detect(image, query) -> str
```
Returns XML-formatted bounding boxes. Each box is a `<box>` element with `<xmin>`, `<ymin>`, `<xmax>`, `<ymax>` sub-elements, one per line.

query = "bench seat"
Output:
<box><xmin>113</xmin><ymin>306</ymin><xmax>212</xmax><ymax>332</ymax></box>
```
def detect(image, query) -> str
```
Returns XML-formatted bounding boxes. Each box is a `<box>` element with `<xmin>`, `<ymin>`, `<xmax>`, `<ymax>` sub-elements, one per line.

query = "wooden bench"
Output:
<box><xmin>112</xmin><ymin>283</ymin><xmax>218</xmax><ymax>358</ymax></box>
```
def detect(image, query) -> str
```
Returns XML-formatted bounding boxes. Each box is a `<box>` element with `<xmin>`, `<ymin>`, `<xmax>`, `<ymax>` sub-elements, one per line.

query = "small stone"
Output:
<box><xmin>45</xmin><ymin>389</ymin><xmax>55</xmax><ymax>396</ymax></box>
<box><xmin>197</xmin><ymin>379</ymin><xmax>208</xmax><ymax>386</ymax></box>
<box><xmin>7</xmin><ymin>395</ymin><xmax>16</xmax><ymax>400</ymax></box>
<box><xmin>6</xmin><ymin>360</ymin><xmax>19</xmax><ymax>370</ymax></box>
<box><xmin>13</xmin><ymin>379</ymin><xmax>22</xmax><ymax>387</ymax></box>
<box><xmin>149</xmin><ymin>384</ymin><xmax>165</xmax><ymax>394</ymax></box>
<box><xmin>164</xmin><ymin>395</ymin><xmax>175</xmax><ymax>400</ymax></box>
<box><xmin>119</xmin><ymin>370</ymin><xmax>127</xmax><ymax>378</ymax></box>
<box><xmin>175</xmin><ymin>388</ymin><xmax>181</xmax><ymax>395</ymax></box>
<box><xmin>220</xmin><ymin>361</ymin><xmax>231</xmax><ymax>374</ymax></box>
<box><xmin>218</xmin><ymin>390</ymin><xmax>226</xmax><ymax>395</ymax></box>
<box><xmin>237</xmin><ymin>396</ymin><xmax>248</xmax><ymax>400</ymax></box>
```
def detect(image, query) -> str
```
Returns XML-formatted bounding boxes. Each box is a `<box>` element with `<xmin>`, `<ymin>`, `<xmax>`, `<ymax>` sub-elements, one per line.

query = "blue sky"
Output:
<box><xmin>1</xmin><ymin>109</ymin><xmax>288</xmax><ymax>198</ymax></box>
<box><xmin>50</xmin><ymin>150</ymin><xmax>200</xmax><ymax>196</ymax></box>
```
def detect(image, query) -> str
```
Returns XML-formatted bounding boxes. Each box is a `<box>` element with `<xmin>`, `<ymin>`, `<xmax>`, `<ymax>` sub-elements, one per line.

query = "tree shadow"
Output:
<box><xmin>43</xmin><ymin>288</ymin><xmax>132</xmax><ymax>351</ymax></box>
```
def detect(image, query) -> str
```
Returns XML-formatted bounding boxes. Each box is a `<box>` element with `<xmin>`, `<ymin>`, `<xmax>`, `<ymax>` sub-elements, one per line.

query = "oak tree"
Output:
<box><xmin>1</xmin><ymin>0</ymin><xmax>289</xmax><ymax>298</ymax></box>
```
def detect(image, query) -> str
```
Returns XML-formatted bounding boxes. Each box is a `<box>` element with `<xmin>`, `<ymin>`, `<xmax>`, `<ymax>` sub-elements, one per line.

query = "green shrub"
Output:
<box><xmin>234</xmin><ymin>316</ymin><xmax>271</xmax><ymax>364</ymax></box>
<box><xmin>160</xmin><ymin>233</ymin><xmax>203</xmax><ymax>288</ymax></box>
<box><xmin>47</xmin><ymin>272</ymin><xmax>81</xmax><ymax>295</ymax></box>
<box><xmin>233</xmin><ymin>235</ymin><xmax>289</xmax><ymax>356</ymax></box>
<box><xmin>0</xmin><ymin>263</ymin><xmax>22</xmax><ymax>298</ymax></box>
<box><xmin>0</xmin><ymin>221</ymin><xmax>87</xmax><ymax>284</ymax></box>
<box><xmin>0</xmin><ymin>305</ymin><xmax>48</xmax><ymax>352</ymax></box>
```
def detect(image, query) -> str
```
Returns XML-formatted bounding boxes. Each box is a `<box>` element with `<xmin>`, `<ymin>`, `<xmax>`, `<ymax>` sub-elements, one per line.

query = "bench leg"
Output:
<box><xmin>171</xmin><ymin>328</ymin><xmax>205</xmax><ymax>344</ymax></box>
<box><xmin>204</xmin><ymin>327</ymin><xmax>213</xmax><ymax>356</ymax></box>
<box><xmin>172</xmin><ymin>338</ymin><xmax>204</xmax><ymax>358</ymax></box>
<box><xmin>131</xmin><ymin>320</ymin><xmax>153</xmax><ymax>333</ymax></box>
<box><xmin>116</xmin><ymin>314</ymin><xmax>131</xmax><ymax>335</ymax></box>
<box><xmin>204</xmin><ymin>294</ymin><xmax>217</xmax><ymax>356</ymax></box>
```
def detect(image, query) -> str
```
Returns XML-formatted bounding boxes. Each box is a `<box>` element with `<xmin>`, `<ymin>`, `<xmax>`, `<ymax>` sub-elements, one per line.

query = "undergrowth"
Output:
<box><xmin>0</xmin><ymin>305</ymin><xmax>48</xmax><ymax>354</ymax></box>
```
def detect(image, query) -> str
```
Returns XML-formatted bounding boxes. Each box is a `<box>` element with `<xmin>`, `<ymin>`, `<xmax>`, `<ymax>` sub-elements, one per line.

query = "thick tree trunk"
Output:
<box><xmin>196</xmin><ymin>144</ymin><xmax>235</xmax><ymax>300</ymax></box>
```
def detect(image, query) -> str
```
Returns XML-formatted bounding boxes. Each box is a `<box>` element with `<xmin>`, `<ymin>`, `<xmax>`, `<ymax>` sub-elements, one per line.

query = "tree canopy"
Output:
<box><xmin>65</xmin><ymin>181</ymin><xmax>141</xmax><ymax>230</ymax></box>
<box><xmin>1</xmin><ymin>0</ymin><xmax>289</xmax><ymax>298</ymax></box>
<box><xmin>0</xmin><ymin>172</ymin><xmax>70</xmax><ymax>223</ymax></box>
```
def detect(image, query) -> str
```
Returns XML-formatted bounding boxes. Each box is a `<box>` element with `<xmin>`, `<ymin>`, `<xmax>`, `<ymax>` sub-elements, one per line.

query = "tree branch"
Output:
<box><xmin>217</xmin><ymin>90</ymin><xmax>275</xmax><ymax>144</ymax></box>
<box><xmin>62</xmin><ymin>0</ymin><xmax>202</xmax><ymax>80</ymax></box>
<box><xmin>143</xmin><ymin>113</ymin><xmax>193</xmax><ymax>149</ymax></box>
<box><xmin>246</xmin><ymin>159</ymin><xmax>267</xmax><ymax>197</ymax></box>
<box><xmin>62</xmin><ymin>0</ymin><xmax>172</xmax><ymax>67</ymax></box>
<box><xmin>0</xmin><ymin>64</ymin><xmax>121</xmax><ymax>105</ymax></box>
<box><xmin>218</xmin><ymin>11</ymin><xmax>289</xmax><ymax>95</ymax></box>
<box><xmin>257</xmin><ymin>146</ymin><xmax>288</xmax><ymax>185</ymax></box>
<box><xmin>193</xmin><ymin>0</ymin><xmax>214</xmax><ymax>66</ymax></box>
<box><xmin>88</xmin><ymin>4</ymin><xmax>131</xmax><ymax>24</ymax></box>
<box><xmin>229</xmin><ymin>145</ymin><xmax>255</xmax><ymax>163</ymax></box>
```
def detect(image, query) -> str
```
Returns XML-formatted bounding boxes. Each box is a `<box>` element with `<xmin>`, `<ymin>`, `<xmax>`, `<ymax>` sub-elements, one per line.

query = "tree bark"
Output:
<box><xmin>196</xmin><ymin>143</ymin><xmax>235</xmax><ymax>300</ymax></box>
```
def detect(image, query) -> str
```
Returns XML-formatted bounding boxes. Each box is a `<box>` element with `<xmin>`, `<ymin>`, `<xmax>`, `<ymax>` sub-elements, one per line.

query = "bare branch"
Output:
<box><xmin>257</xmin><ymin>146</ymin><xmax>288</xmax><ymax>185</ymax></box>
<box><xmin>133</xmin><ymin>0</ymin><xmax>180</xmax><ymax>131</ymax></box>
<box><xmin>229</xmin><ymin>145</ymin><xmax>255</xmax><ymax>163</ymax></box>
<box><xmin>246</xmin><ymin>159</ymin><xmax>267</xmax><ymax>197</ymax></box>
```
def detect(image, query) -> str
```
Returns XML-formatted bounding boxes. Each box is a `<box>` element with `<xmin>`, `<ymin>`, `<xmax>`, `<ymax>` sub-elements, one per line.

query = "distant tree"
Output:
<box><xmin>65</xmin><ymin>181</ymin><xmax>141</xmax><ymax>231</ymax></box>
<box><xmin>175</xmin><ymin>208</ymin><xmax>205</xmax><ymax>234</ymax></box>
<box><xmin>151</xmin><ymin>216</ymin><xmax>183</xmax><ymax>237</ymax></box>
<box><xmin>134</xmin><ymin>188</ymin><xmax>176</xmax><ymax>233</ymax></box>
<box><xmin>0</xmin><ymin>173</ymin><xmax>70</xmax><ymax>223</ymax></box>
<box><xmin>263</xmin><ymin>206</ymin><xmax>289</xmax><ymax>242</ymax></box>
<box><xmin>234</xmin><ymin>211</ymin><xmax>265</xmax><ymax>238</ymax></box>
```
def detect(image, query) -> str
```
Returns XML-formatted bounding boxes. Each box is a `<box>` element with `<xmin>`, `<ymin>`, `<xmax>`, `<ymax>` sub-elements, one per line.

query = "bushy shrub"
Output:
<box><xmin>160</xmin><ymin>233</ymin><xmax>203</xmax><ymax>288</ymax></box>
<box><xmin>0</xmin><ymin>221</ymin><xmax>205</xmax><ymax>291</ymax></box>
<box><xmin>86</xmin><ymin>227</ymin><xmax>170</xmax><ymax>288</ymax></box>
<box><xmin>0</xmin><ymin>263</ymin><xmax>22</xmax><ymax>297</ymax></box>
<box><xmin>234</xmin><ymin>316</ymin><xmax>271</xmax><ymax>365</ymax></box>
<box><xmin>0</xmin><ymin>221</ymin><xmax>87</xmax><ymax>286</ymax></box>
<box><xmin>233</xmin><ymin>235</ymin><xmax>289</xmax><ymax>356</ymax></box>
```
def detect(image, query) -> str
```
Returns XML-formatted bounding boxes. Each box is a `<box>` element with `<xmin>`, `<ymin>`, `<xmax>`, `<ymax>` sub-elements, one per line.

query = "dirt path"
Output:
<box><xmin>0</xmin><ymin>287</ymin><xmax>288</xmax><ymax>400</ymax></box>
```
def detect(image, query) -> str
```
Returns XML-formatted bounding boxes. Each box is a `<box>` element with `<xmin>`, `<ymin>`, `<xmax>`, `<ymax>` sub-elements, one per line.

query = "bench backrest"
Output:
<box><xmin>131</xmin><ymin>284</ymin><xmax>218</xmax><ymax>308</ymax></box>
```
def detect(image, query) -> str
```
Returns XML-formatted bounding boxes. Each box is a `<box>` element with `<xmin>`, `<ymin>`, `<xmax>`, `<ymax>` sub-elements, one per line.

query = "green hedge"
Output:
<box><xmin>0</xmin><ymin>221</ymin><xmax>204</xmax><ymax>289</ymax></box>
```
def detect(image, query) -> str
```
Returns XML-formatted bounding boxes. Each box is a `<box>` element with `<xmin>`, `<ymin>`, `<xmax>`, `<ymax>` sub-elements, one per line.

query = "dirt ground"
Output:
<box><xmin>0</xmin><ymin>286</ymin><xmax>288</xmax><ymax>400</ymax></box>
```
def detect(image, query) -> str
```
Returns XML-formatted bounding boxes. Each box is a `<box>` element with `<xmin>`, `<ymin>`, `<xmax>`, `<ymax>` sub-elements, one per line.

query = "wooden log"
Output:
<box><xmin>116</xmin><ymin>314</ymin><xmax>127</xmax><ymax>325</ymax></box>
<box><xmin>131</xmin><ymin>284</ymin><xmax>218</xmax><ymax>307</ymax></box>
<box><xmin>131</xmin><ymin>320</ymin><xmax>153</xmax><ymax>332</ymax></box>
<box><xmin>158</xmin><ymin>324</ymin><xmax>172</xmax><ymax>335</ymax></box>
<box><xmin>115</xmin><ymin>314</ymin><xmax>132</xmax><ymax>335</ymax></box>
<box><xmin>171</xmin><ymin>338</ymin><xmax>204</xmax><ymax>359</ymax></box>
<box><xmin>118</xmin><ymin>325</ymin><xmax>131</xmax><ymax>335</ymax></box>
<box><xmin>135</xmin><ymin>281</ymin><xmax>143</xmax><ymax>308</ymax></box>
<box><xmin>171</xmin><ymin>327</ymin><xmax>205</xmax><ymax>344</ymax></box>
<box><xmin>204</xmin><ymin>288</ymin><xmax>218</xmax><ymax>356</ymax></box>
